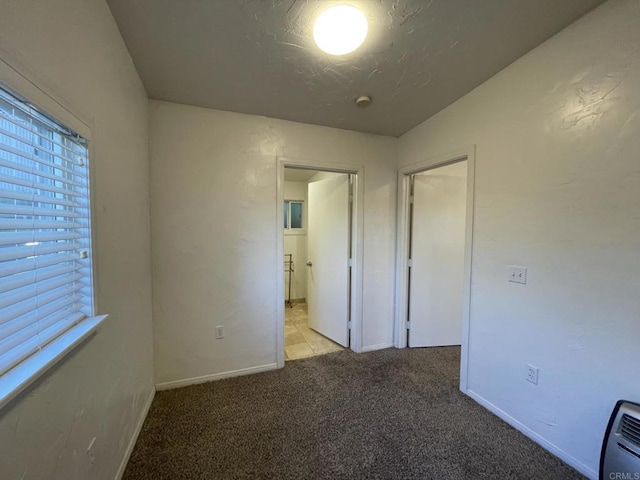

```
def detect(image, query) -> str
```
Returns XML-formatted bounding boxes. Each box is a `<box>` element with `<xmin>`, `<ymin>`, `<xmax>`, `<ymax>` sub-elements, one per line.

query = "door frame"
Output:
<box><xmin>394</xmin><ymin>146</ymin><xmax>476</xmax><ymax>392</ymax></box>
<box><xmin>276</xmin><ymin>156</ymin><xmax>365</xmax><ymax>369</ymax></box>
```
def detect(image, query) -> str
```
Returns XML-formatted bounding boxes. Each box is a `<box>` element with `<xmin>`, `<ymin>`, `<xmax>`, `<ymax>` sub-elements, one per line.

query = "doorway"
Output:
<box><xmin>276</xmin><ymin>158</ymin><xmax>364</xmax><ymax>368</ymax></box>
<box><xmin>395</xmin><ymin>148</ymin><xmax>475</xmax><ymax>391</ymax></box>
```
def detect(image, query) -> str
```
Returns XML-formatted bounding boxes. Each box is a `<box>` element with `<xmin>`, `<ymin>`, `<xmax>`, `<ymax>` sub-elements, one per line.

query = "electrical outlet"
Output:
<box><xmin>526</xmin><ymin>364</ymin><xmax>539</xmax><ymax>384</ymax></box>
<box><xmin>215</xmin><ymin>325</ymin><xmax>224</xmax><ymax>339</ymax></box>
<box><xmin>509</xmin><ymin>265</ymin><xmax>527</xmax><ymax>284</ymax></box>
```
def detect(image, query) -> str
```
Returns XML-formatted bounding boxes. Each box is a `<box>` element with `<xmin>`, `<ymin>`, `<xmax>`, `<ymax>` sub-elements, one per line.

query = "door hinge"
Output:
<box><xmin>348</xmin><ymin>321</ymin><xmax>352</xmax><ymax>329</ymax></box>
<box><xmin>348</xmin><ymin>258</ymin><xmax>353</xmax><ymax>267</ymax></box>
<box><xmin>349</xmin><ymin>194</ymin><xmax>354</xmax><ymax>203</ymax></box>
<box><xmin>407</xmin><ymin>259</ymin><xmax>413</xmax><ymax>268</ymax></box>
<box><xmin>409</xmin><ymin>195</ymin><xmax>414</xmax><ymax>204</ymax></box>
<box><xmin>406</xmin><ymin>321</ymin><xmax>411</xmax><ymax>329</ymax></box>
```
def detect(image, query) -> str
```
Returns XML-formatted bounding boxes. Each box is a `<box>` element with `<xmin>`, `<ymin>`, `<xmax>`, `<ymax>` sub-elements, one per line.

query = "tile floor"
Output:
<box><xmin>285</xmin><ymin>302</ymin><xmax>344</xmax><ymax>360</ymax></box>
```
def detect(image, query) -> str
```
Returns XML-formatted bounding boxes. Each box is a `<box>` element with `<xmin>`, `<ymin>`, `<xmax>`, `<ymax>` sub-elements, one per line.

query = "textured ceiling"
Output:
<box><xmin>107</xmin><ymin>0</ymin><xmax>603</xmax><ymax>137</ymax></box>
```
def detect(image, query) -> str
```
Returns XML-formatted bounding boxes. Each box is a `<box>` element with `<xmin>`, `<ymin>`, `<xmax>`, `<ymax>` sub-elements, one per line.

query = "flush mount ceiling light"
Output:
<box><xmin>313</xmin><ymin>5</ymin><xmax>368</xmax><ymax>55</ymax></box>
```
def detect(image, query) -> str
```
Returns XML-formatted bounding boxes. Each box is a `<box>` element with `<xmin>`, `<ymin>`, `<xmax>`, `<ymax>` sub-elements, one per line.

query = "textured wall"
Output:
<box><xmin>0</xmin><ymin>1</ymin><xmax>154</xmax><ymax>479</ymax></box>
<box><xmin>149</xmin><ymin>100</ymin><xmax>397</xmax><ymax>386</ymax></box>
<box><xmin>399</xmin><ymin>0</ymin><xmax>640</xmax><ymax>476</ymax></box>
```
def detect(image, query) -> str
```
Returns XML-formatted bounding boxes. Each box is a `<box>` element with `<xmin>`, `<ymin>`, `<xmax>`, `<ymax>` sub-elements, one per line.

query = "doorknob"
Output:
<box><xmin>306</xmin><ymin>261</ymin><xmax>313</xmax><ymax>267</ymax></box>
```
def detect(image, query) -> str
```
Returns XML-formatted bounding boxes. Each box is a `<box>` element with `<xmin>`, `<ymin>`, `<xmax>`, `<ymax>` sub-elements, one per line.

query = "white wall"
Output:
<box><xmin>283</xmin><ymin>181</ymin><xmax>307</xmax><ymax>301</ymax></box>
<box><xmin>150</xmin><ymin>100</ymin><xmax>397</xmax><ymax>386</ymax></box>
<box><xmin>0</xmin><ymin>1</ymin><xmax>154</xmax><ymax>479</ymax></box>
<box><xmin>399</xmin><ymin>0</ymin><xmax>640</xmax><ymax>476</ymax></box>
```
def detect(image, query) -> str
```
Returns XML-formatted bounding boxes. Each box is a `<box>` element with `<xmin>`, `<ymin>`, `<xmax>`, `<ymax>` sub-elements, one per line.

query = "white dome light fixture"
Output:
<box><xmin>313</xmin><ymin>5</ymin><xmax>368</xmax><ymax>56</ymax></box>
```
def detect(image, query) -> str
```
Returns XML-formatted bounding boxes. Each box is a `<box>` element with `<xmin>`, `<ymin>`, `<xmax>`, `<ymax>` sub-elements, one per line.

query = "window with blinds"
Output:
<box><xmin>0</xmin><ymin>85</ymin><xmax>94</xmax><ymax>379</ymax></box>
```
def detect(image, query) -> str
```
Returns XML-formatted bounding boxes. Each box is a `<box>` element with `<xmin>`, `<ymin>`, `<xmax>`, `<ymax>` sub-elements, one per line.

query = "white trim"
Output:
<box><xmin>0</xmin><ymin>41</ymin><xmax>93</xmax><ymax>137</ymax></box>
<box><xmin>0</xmin><ymin>315</ymin><xmax>108</xmax><ymax>411</ymax></box>
<box><xmin>361</xmin><ymin>342</ymin><xmax>394</xmax><ymax>353</ymax></box>
<box><xmin>277</xmin><ymin>162</ymin><xmax>286</xmax><ymax>368</ymax></box>
<box><xmin>461</xmin><ymin>148</ymin><xmax>476</xmax><ymax>392</ymax></box>
<box><xmin>276</xmin><ymin>157</ymin><xmax>365</xmax><ymax>369</ymax></box>
<box><xmin>155</xmin><ymin>363</ymin><xmax>279</xmax><ymax>391</ymax></box>
<box><xmin>394</xmin><ymin>146</ymin><xmax>476</xmax><ymax>392</ymax></box>
<box><xmin>466</xmin><ymin>389</ymin><xmax>597</xmax><ymax>480</ymax></box>
<box><xmin>114</xmin><ymin>388</ymin><xmax>155</xmax><ymax>480</ymax></box>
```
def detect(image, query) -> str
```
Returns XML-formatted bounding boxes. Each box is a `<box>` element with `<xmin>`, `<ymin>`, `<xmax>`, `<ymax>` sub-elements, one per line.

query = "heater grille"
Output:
<box><xmin>601</xmin><ymin>401</ymin><xmax>640</xmax><ymax>480</ymax></box>
<box><xmin>621</xmin><ymin>414</ymin><xmax>640</xmax><ymax>447</ymax></box>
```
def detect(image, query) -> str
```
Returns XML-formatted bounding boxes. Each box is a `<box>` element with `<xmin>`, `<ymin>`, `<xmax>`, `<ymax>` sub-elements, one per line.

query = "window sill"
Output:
<box><xmin>0</xmin><ymin>314</ymin><xmax>108</xmax><ymax>411</ymax></box>
<box><xmin>284</xmin><ymin>230</ymin><xmax>307</xmax><ymax>236</ymax></box>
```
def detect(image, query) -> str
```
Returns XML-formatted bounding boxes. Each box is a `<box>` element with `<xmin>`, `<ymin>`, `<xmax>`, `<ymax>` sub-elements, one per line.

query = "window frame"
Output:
<box><xmin>283</xmin><ymin>199</ymin><xmax>305</xmax><ymax>235</ymax></box>
<box><xmin>0</xmin><ymin>56</ymin><xmax>106</xmax><ymax>411</ymax></box>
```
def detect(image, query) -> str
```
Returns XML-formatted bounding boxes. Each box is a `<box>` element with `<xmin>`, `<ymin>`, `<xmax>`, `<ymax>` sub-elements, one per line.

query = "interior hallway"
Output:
<box><xmin>285</xmin><ymin>303</ymin><xmax>343</xmax><ymax>361</ymax></box>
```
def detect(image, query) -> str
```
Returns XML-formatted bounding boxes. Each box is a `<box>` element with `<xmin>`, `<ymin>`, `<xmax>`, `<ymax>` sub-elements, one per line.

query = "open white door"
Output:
<box><xmin>307</xmin><ymin>174</ymin><xmax>350</xmax><ymax>347</ymax></box>
<box><xmin>408</xmin><ymin>161</ymin><xmax>467</xmax><ymax>347</ymax></box>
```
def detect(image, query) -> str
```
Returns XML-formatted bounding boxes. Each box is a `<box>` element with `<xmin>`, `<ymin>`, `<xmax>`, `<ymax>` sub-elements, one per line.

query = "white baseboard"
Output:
<box><xmin>155</xmin><ymin>363</ymin><xmax>279</xmax><ymax>391</ymax></box>
<box><xmin>465</xmin><ymin>389</ymin><xmax>597</xmax><ymax>480</ymax></box>
<box><xmin>115</xmin><ymin>387</ymin><xmax>155</xmax><ymax>480</ymax></box>
<box><xmin>361</xmin><ymin>342</ymin><xmax>393</xmax><ymax>353</ymax></box>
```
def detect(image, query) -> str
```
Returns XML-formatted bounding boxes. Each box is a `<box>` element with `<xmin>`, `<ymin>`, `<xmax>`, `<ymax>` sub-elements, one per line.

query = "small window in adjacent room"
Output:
<box><xmin>284</xmin><ymin>200</ymin><xmax>303</xmax><ymax>230</ymax></box>
<box><xmin>0</xmin><ymin>84</ymin><xmax>103</xmax><ymax>409</ymax></box>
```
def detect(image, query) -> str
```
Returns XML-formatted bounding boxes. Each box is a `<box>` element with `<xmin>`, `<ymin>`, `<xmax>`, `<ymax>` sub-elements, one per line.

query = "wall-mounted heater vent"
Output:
<box><xmin>621</xmin><ymin>414</ymin><xmax>640</xmax><ymax>447</ymax></box>
<box><xmin>601</xmin><ymin>401</ymin><xmax>640</xmax><ymax>480</ymax></box>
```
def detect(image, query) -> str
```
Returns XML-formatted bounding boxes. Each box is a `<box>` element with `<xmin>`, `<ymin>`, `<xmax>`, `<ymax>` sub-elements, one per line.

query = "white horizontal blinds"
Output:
<box><xmin>0</xmin><ymin>86</ymin><xmax>93</xmax><ymax>377</ymax></box>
